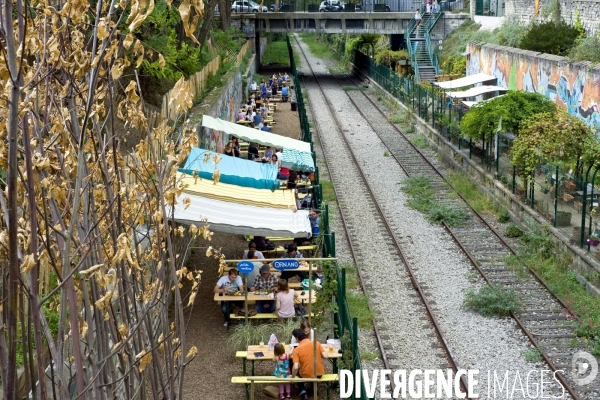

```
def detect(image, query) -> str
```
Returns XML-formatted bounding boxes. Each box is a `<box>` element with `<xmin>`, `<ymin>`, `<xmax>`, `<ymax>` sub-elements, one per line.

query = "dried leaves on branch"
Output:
<box><xmin>0</xmin><ymin>0</ymin><xmax>219</xmax><ymax>398</ymax></box>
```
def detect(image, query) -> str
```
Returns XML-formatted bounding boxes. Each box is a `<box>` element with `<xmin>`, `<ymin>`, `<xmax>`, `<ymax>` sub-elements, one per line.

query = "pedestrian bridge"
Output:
<box><xmin>232</xmin><ymin>12</ymin><xmax>414</xmax><ymax>34</ymax></box>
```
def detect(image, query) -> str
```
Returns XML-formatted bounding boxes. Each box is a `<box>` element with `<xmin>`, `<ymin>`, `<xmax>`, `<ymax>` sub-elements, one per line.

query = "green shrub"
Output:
<box><xmin>428</xmin><ymin>204</ymin><xmax>468</xmax><ymax>226</ymax></box>
<box><xmin>227</xmin><ymin>319</ymin><xmax>298</xmax><ymax>355</ymax></box>
<box><xmin>411</xmin><ymin>135</ymin><xmax>428</xmax><ymax>149</ymax></box>
<box><xmin>505</xmin><ymin>224</ymin><xmax>524</xmax><ymax>238</ymax></box>
<box><xmin>568</xmin><ymin>36</ymin><xmax>600</xmax><ymax>63</ymax></box>
<box><xmin>463</xmin><ymin>284</ymin><xmax>520</xmax><ymax>317</ymax></box>
<box><xmin>522</xmin><ymin>348</ymin><xmax>543</xmax><ymax>362</ymax></box>
<box><xmin>498</xmin><ymin>210</ymin><xmax>510</xmax><ymax>223</ymax></box>
<box><xmin>519</xmin><ymin>21</ymin><xmax>580</xmax><ymax>56</ymax></box>
<box><xmin>576</xmin><ymin>320</ymin><xmax>600</xmax><ymax>357</ymax></box>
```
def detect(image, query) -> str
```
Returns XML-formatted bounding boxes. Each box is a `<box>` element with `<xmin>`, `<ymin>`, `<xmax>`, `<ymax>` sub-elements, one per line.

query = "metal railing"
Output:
<box><xmin>354</xmin><ymin>49</ymin><xmax>600</xmax><ymax>256</ymax></box>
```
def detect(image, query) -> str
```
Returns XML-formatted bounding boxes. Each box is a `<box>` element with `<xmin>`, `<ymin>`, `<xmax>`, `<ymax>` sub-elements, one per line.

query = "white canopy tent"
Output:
<box><xmin>447</xmin><ymin>85</ymin><xmax>507</xmax><ymax>99</ymax></box>
<box><xmin>462</xmin><ymin>94</ymin><xmax>506</xmax><ymax>109</ymax></box>
<box><xmin>169</xmin><ymin>192</ymin><xmax>312</xmax><ymax>238</ymax></box>
<box><xmin>434</xmin><ymin>73</ymin><xmax>496</xmax><ymax>90</ymax></box>
<box><xmin>202</xmin><ymin>115</ymin><xmax>311</xmax><ymax>153</ymax></box>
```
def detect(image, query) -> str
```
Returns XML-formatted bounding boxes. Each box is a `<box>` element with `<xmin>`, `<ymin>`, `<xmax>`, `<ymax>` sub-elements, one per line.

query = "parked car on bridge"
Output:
<box><xmin>319</xmin><ymin>0</ymin><xmax>344</xmax><ymax>11</ymax></box>
<box><xmin>231</xmin><ymin>0</ymin><xmax>268</xmax><ymax>12</ymax></box>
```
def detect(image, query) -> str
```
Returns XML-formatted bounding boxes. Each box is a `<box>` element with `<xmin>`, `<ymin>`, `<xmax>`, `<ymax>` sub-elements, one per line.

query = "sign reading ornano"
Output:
<box><xmin>272</xmin><ymin>259</ymin><xmax>299</xmax><ymax>271</ymax></box>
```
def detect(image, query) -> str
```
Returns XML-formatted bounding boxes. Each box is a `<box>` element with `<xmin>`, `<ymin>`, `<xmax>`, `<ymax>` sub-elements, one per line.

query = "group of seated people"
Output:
<box><xmin>237</xmin><ymin>95</ymin><xmax>273</xmax><ymax>131</ymax></box>
<box><xmin>215</xmin><ymin>235</ymin><xmax>323</xmax><ymax>326</ymax></box>
<box><xmin>250</xmin><ymin>72</ymin><xmax>291</xmax><ymax>102</ymax></box>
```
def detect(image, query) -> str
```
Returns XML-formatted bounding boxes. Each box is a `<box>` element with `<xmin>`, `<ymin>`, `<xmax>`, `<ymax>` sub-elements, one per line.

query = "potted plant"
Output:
<box><xmin>542</xmin><ymin>185</ymin><xmax>550</xmax><ymax>194</ymax></box>
<box><xmin>554</xmin><ymin>210</ymin><xmax>572</xmax><ymax>226</ymax></box>
<box><xmin>588</xmin><ymin>235</ymin><xmax>600</xmax><ymax>247</ymax></box>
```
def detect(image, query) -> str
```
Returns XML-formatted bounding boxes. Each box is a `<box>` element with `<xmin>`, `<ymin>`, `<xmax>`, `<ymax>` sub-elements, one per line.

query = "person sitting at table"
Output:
<box><xmin>253</xmin><ymin>112</ymin><xmax>262</xmax><ymax>128</ymax></box>
<box><xmin>278</xmin><ymin>164</ymin><xmax>290</xmax><ymax>180</ymax></box>
<box><xmin>223</xmin><ymin>142</ymin><xmax>235</xmax><ymax>157</ymax></box>
<box><xmin>287</xmin><ymin>171</ymin><xmax>298</xmax><ymax>189</ymax></box>
<box><xmin>261</xmin><ymin>123</ymin><xmax>271</xmax><ymax>133</ymax></box>
<box><xmin>214</xmin><ymin>269</ymin><xmax>244</xmax><ymax>327</ymax></box>
<box><xmin>237</xmin><ymin>109</ymin><xmax>246</xmax><ymax>121</ymax></box>
<box><xmin>281</xmin><ymin>244</ymin><xmax>306</xmax><ymax>281</ymax></box>
<box><xmin>291</xmin><ymin>328</ymin><xmax>329</xmax><ymax>400</ymax></box>
<box><xmin>260</xmin><ymin>102</ymin><xmax>268</xmax><ymax>115</ymax></box>
<box><xmin>264</xmin><ymin>146</ymin><xmax>274</xmax><ymax>160</ymax></box>
<box><xmin>231</xmin><ymin>137</ymin><xmax>241</xmax><ymax>155</ymax></box>
<box><xmin>248</xmin><ymin>142</ymin><xmax>260</xmax><ymax>160</ymax></box>
<box><xmin>270</xmin><ymin>154</ymin><xmax>280</xmax><ymax>168</ymax></box>
<box><xmin>281</xmin><ymin>83</ymin><xmax>289</xmax><ymax>103</ymax></box>
<box><xmin>250</xmin><ymin>265</ymin><xmax>279</xmax><ymax>313</ymax></box>
<box><xmin>251</xmin><ymin>80</ymin><xmax>257</xmax><ymax>92</ymax></box>
<box><xmin>244</xmin><ymin>249</ymin><xmax>263</xmax><ymax>289</ymax></box>
<box><xmin>291</xmin><ymin>319</ymin><xmax>313</xmax><ymax>347</ymax></box>
<box><xmin>243</xmin><ymin>242</ymin><xmax>265</xmax><ymax>260</ymax></box>
<box><xmin>309</xmin><ymin>209</ymin><xmax>320</xmax><ymax>236</ymax></box>
<box><xmin>253</xmin><ymin>235</ymin><xmax>271</xmax><ymax>251</ymax></box>
<box><xmin>276</xmin><ymin>279</ymin><xmax>298</xmax><ymax>319</ymax></box>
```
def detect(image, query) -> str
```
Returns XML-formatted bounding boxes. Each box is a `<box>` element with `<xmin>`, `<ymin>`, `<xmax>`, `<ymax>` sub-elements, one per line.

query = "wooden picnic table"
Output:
<box><xmin>223</xmin><ymin>262</ymin><xmax>313</xmax><ymax>274</ymax></box>
<box><xmin>242</xmin><ymin>343</ymin><xmax>341</xmax><ymax>375</ymax></box>
<box><xmin>214</xmin><ymin>291</ymin><xmax>315</xmax><ymax>304</ymax></box>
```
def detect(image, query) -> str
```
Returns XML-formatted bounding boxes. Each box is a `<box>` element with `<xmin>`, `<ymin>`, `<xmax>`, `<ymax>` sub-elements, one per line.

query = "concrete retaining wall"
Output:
<box><xmin>364</xmin><ymin>70</ymin><xmax>600</xmax><ymax>298</ymax></box>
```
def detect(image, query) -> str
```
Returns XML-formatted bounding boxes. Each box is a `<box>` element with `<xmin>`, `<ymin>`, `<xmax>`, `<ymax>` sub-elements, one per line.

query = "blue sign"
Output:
<box><xmin>237</xmin><ymin>261</ymin><xmax>255</xmax><ymax>275</ymax></box>
<box><xmin>272</xmin><ymin>259</ymin><xmax>300</xmax><ymax>272</ymax></box>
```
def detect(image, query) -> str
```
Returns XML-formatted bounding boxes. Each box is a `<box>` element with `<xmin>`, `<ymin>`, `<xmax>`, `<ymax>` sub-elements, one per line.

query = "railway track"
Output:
<box><xmin>332</xmin><ymin>68</ymin><xmax>599</xmax><ymax>398</ymax></box>
<box><xmin>293</xmin><ymin>37</ymin><xmax>475</xmax><ymax>398</ymax></box>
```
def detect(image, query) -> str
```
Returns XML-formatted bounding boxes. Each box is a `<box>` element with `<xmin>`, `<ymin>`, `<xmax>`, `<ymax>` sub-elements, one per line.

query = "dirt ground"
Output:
<box><xmin>179</xmin><ymin>89</ymin><xmax>338</xmax><ymax>399</ymax></box>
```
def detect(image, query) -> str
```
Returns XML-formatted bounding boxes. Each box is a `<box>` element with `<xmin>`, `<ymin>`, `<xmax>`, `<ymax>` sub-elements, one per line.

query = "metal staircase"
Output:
<box><xmin>405</xmin><ymin>7</ymin><xmax>442</xmax><ymax>82</ymax></box>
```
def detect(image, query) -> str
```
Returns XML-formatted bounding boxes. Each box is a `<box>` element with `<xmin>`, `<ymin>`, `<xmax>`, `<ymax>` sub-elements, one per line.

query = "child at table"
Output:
<box><xmin>273</xmin><ymin>343</ymin><xmax>291</xmax><ymax>400</ymax></box>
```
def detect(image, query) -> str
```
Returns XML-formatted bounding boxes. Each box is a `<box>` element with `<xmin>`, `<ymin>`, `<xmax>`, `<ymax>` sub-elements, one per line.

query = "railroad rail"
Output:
<box><xmin>332</xmin><ymin>69</ymin><xmax>597</xmax><ymax>398</ymax></box>
<box><xmin>293</xmin><ymin>36</ymin><xmax>475</xmax><ymax>398</ymax></box>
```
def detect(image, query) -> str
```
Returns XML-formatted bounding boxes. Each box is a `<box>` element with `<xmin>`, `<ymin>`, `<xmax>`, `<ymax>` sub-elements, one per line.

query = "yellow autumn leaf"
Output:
<box><xmin>178</xmin><ymin>0</ymin><xmax>203</xmax><ymax>45</ymax></box>
<box><xmin>158</xmin><ymin>53</ymin><xmax>165</xmax><ymax>68</ymax></box>
<box><xmin>212</xmin><ymin>168</ymin><xmax>220</xmax><ymax>184</ymax></box>
<box><xmin>20</xmin><ymin>254</ymin><xmax>36</xmax><ymax>274</ymax></box>
<box><xmin>136</xmin><ymin>350</ymin><xmax>152</xmax><ymax>372</ymax></box>
<box><xmin>123</xmin><ymin>33</ymin><xmax>134</xmax><ymax>50</ymax></box>
<box><xmin>186</xmin><ymin>346</ymin><xmax>198</xmax><ymax>359</ymax></box>
<box><xmin>97</xmin><ymin>18</ymin><xmax>109</xmax><ymax>40</ymax></box>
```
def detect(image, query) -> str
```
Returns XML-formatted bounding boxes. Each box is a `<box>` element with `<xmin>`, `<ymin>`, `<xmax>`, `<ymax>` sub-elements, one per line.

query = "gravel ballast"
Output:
<box><xmin>293</xmin><ymin>34</ymin><xmax>569</xmax><ymax>399</ymax></box>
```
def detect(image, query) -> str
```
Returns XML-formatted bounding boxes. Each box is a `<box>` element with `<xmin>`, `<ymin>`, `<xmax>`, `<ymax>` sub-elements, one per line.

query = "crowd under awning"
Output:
<box><xmin>447</xmin><ymin>85</ymin><xmax>507</xmax><ymax>99</ymax></box>
<box><xmin>169</xmin><ymin>192</ymin><xmax>312</xmax><ymax>238</ymax></box>
<box><xmin>176</xmin><ymin>172</ymin><xmax>297</xmax><ymax>210</ymax></box>
<box><xmin>434</xmin><ymin>73</ymin><xmax>497</xmax><ymax>90</ymax></box>
<box><xmin>180</xmin><ymin>147</ymin><xmax>280</xmax><ymax>191</ymax></box>
<box><xmin>202</xmin><ymin>115</ymin><xmax>315</xmax><ymax>171</ymax></box>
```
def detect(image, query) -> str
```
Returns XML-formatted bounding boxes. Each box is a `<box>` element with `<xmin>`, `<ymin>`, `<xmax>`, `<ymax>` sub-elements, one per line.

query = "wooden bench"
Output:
<box><xmin>230</xmin><ymin>312</ymin><xmax>314</xmax><ymax>320</ymax></box>
<box><xmin>232</xmin><ymin>374</ymin><xmax>339</xmax><ymax>400</ymax></box>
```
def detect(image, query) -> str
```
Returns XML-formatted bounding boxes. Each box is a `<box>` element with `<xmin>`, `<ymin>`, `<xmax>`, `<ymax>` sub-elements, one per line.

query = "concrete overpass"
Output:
<box><xmin>233</xmin><ymin>12</ymin><xmax>414</xmax><ymax>34</ymax></box>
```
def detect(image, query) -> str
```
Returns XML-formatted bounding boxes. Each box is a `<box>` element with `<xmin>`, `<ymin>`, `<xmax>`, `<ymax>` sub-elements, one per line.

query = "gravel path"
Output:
<box><xmin>293</xmin><ymin>34</ymin><xmax>569</xmax><ymax>399</ymax></box>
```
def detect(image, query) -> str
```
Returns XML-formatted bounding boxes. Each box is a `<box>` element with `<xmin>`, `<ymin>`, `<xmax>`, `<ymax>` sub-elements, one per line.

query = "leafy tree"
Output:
<box><xmin>511</xmin><ymin>111</ymin><xmax>597</xmax><ymax>177</ymax></box>
<box><xmin>519</xmin><ymin>21</ymin><xmax>580</xmax><ymax>56</ymax></box>
<box><xmin>375</xmin><ymin>48</ymin><xmax>409</xmax><ymax>68</ymax></box>
<box><xmin>460</xmin><ymin>91</ymin><xmax>556</xmax><ymax>141</ymax></box>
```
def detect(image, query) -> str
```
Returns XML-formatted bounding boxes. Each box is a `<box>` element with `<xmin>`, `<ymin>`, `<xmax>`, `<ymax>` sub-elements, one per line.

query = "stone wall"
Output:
<box><xmin>191</xmin><ymin>38</ymin><xmax>267</xmax><ymax>153</ymax></box>
<box><xmin>506</xmin><ymin>0</ymin><xmax>600</xmax><ymax>36</ymax></box>
<box><xmin>466</xmin><ymin>41</ymin><xmax>600</xmax><ymax>131</ymax></box>
<box><xmin>429</xmin><ymin>13</ymin><xmax>473</xmax><ymax>43</ymax></box>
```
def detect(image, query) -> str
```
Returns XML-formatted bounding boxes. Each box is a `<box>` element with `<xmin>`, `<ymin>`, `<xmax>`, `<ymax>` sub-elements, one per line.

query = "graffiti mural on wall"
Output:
<box><xmin>467</xmin><ymin>43</ymin><xmax>600</xmax><ymax>132</ymax></box>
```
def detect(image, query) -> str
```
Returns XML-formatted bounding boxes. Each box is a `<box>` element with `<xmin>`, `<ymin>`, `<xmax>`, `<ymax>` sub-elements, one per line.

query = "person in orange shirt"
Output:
<box><xmin>291</xmin><ymin>329</ymin><xmax>329</xmax><ymax>400</ymax></box>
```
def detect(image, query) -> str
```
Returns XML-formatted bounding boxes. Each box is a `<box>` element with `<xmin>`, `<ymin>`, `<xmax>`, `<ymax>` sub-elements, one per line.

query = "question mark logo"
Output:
<box><xmin>571</xmin><ymin>351</ymin><xmax>598</xmax><ymax>386</ymax></box>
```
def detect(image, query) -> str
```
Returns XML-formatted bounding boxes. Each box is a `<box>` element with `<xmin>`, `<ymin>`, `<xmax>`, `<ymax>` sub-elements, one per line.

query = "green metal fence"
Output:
<box><xmin>285</xmin><ymin>37</ymin><xmax>369</xmax><ymax>399</ymax></box>
<box><xmin>354</xmin><ymin>49</ymin><xmax>600</xmax><ymax>256</ymax></box>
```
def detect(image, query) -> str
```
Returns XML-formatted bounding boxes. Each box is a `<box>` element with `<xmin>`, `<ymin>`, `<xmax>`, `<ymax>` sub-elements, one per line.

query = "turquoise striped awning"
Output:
<box><xmin>180</xmin><ymin>147</ymin><xmax>280</xmax><ymax>191</ymax></box>
<box><xmin>281</xmin><ymin>148</ymin><xmax>315</xmax><ymax>172</ymax></box>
